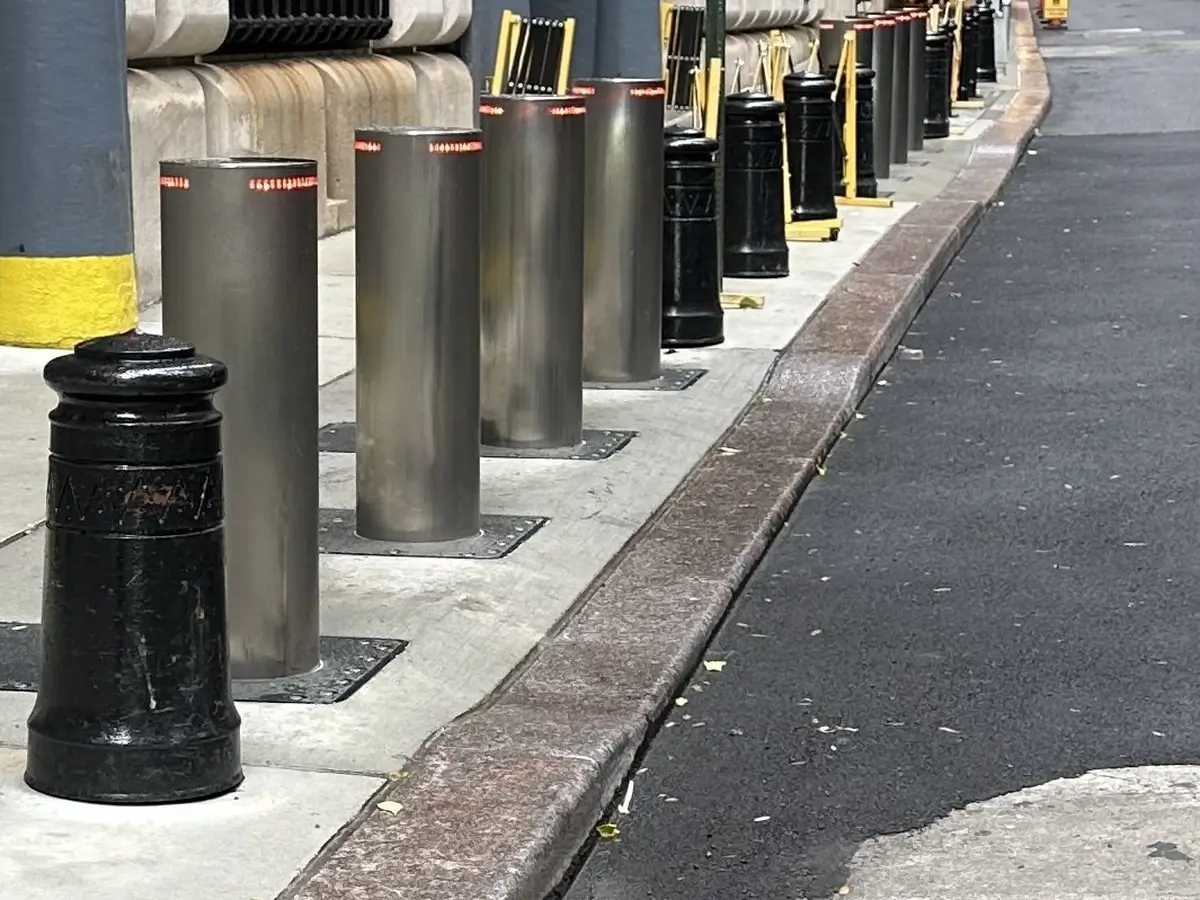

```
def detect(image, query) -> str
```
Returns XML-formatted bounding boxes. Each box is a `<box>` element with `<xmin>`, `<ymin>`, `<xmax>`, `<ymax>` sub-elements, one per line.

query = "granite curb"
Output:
<box><xmin>283</xmin><ymin>5</ymin><xmax>1051</xmax><ymax>899</ymax></box>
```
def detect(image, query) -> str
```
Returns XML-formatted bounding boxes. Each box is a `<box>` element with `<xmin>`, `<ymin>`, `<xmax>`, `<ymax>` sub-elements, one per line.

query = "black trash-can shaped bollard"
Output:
<box><xmin>834</xmin><ymin>64</ymin><xmax>878</xmax><ymax>199</ymax></box>
<box><xmin>783</xmin><ymin>70</ymin><xmax>839</xmax><ymax>225</ymax></box>
<box><xmin>977</xmin><ymin>0</ymin><xmax>998</xmax><ymax>82</ymax></box>
<box><xmin>722</xmin><ymin>91</ymin><xmax>789</xmax><ymax>279</ymax></box>
<box><xmin>967</xmin><ymin>9</ymin><xmax>983</xmax><ymax>99</ymax></box>
<box><xmin>924</xmin><ymin>29</ymin><xmax>952</xmax><ymax>139</ymax></box>
<box><xmin>26</xmin><ymin>332</ymin><xmax>243</xmax><ymax>805</ymax></box>
<box><xmin>663</xmin><ymin>127</ymin><xmax>724</xmax><ymax>348</ymax></box>
<box><xmin>957</xmin><ymin>10</ymin><xmax>979</xmax><ymax>102</ymax></box>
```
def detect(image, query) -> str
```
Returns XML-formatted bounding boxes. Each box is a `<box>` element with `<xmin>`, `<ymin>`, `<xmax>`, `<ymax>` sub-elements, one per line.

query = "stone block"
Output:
<box><xmin>147</xmin><ymin>0</ymin><xmax>229</xmax><ymax>58</ymax></box>
<box><xmin>193</xmin><ymin>61</ymin><xmax>334</xmax><ymax>232</ymax></box>
<box><xmin>127</xmin><ymin>0</ymin><xmax>156</xmax><ymax>59</ymax></box>
<box><xmin>437</xmin><ymin>0</ymin><xmax>473</xmax><ymax>44</ymax></box>
<box><xmin>306</xmin><ymin>56</ymin><xmax>420</xmax><ymax>231</ymax></box>
<box><xmin>676</xmin><ymin>0</ymin><xmax>824</xmax><ymax>33</ymax></box>
<box><xmin>127</xmin><ymin>68</ymin><xmax>207</xmax><ymax>306</ymax></box>
<box><xmin>400</xmin><ymin>52</ymin><xmax>475</xmax><ymax>127</ymax></box>
<box><xmin>373</xmin><ymin>0</ymin><xmax>444</xmax><ymax>49</ymax></box>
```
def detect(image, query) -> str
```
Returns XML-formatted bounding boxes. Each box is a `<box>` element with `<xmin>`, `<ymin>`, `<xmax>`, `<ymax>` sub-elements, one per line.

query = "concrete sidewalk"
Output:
<box><xmin>0</xmin><ymin>17</ymin><xmax>1032</xmax><ymax>900</ymax></box>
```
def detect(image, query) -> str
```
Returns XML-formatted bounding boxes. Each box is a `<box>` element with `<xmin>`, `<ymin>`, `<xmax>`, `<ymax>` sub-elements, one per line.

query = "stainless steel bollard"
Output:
<box><xmin>480</xmin><ymin>95</ymin><xmax>586</xmax><ymax>447</ymax></box>
<box><xmin>160</xmin><ymin>157</ymin><xmax>320</xmax><ymax>680</ymax></box>
<box><xmin>905</xmin><ymin>8</ymin><xmax>927</xmax><ymax>152</ymax></box>
<box><xmin>818</xmin><ymin>17</ymin><xmax>874</xmax><ymax>72</ymax></box>
<box><xmin>865</xmin><ymin>13</ymin><xmax>896</xmax><ymax>181</ymax></box>
<box><xmin>354</xmin><ymin>127</ymin><xmax>482</xmax><ymax>542</ymax></box>
<box><xmin>573</xmin><ymin>77</ymin><xmax>665</xmax><ymax>384</ymax></box>
<box><xmin>891</xmin><ymin>11</ymin><xmax>912</xmax><ymax>164</ymax></box>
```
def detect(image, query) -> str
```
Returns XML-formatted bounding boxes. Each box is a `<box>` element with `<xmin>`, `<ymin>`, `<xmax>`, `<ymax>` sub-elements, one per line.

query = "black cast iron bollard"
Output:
<box><xmin>924</xmin><ymin>29</ymin><xmax>952</xmax><ymax>139</ymax></box>
<box><xmin>835</xmin><ymin>64</ymin><xmax>878</xmax><ymax>199</ymax></box>
<box><xmin>783</xmin><ymin>70</ymin><xmax>839</xmax><ymax>224</ymax></box>
<box><xmin>967</xmin><ymin>8</ymin><xmax>982</xmax><ymax>99</ymax></box>
<box><xmin>662</xmin><ymin>127</ymin><xmax>724</xmax><ymax>348</ymax></box>
<box><xmin>26</xmin><ymin>331</ymin><xmax>243</xmax><ymax>804</ymax></box>
<box><xmin>722</xmin><ymin>91</ymin><xmax>789</xmax><ymax>279</ymax></box>
<box><xmin>957</xmin><ymin>9</ymin><xmax>979</xmax><ymax>102</ymax></box>
<box><xmin>977</xmin><ymin>0</ymin><xmax>998</xmax><ymax>82</ymax></box>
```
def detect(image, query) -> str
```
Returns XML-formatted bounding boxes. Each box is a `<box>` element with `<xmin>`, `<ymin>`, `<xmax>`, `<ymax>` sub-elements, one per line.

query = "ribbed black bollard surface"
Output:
<box><xmin>722</xmin><ymin>91</ymin><xmax>789</xmax><ymax>279</ymax></box>
<box><xmin>26</xmin><ymin>332</ymin><xmax>243</xmax><ymax>805</ymax></box>
<box><xmin>924</xmin><ymin>30</ymin><xmax>952</xmax><ymax>139</ymax></box>
<box><xmin>977</xmin><ymin>0</ymin><xmax>998</xmax><ymax>82</ymax></box>
<box><xmin>783</xmin><ymin>70</ymin><xmax>839</xmax><ymax>223</ymax></box>
<box><xmin>835</xmin><ymin>65</ymin><xmax>878</xmax><ymax>199</ymax></box>
<box><xmin>662</xmin><ymin>127</ymin><xmax>724</xmax><ymax>348</ymax></box>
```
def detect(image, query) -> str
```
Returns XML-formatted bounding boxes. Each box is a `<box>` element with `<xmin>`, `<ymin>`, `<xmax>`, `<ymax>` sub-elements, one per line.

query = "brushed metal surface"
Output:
<box><xmin>892</xmin><ymin>11</ymin><xmax>912</xmax><ymax>164</ymax></box>
<box><xmin>906</xmin><ymin>10</ymin><xmax>927</xmax><ymax>152</ymax></box>
<box><xmin>160</xmin><ymin>157</ymin><xmax>320</xmax><ymax>680</ymax></box>
<box><xmin>575</xmin><ymin>77</ymin><xmax>665</xmax><ymax>383</ymax></box>
<box><xmin>867</xmin><ymin>15</ymin><xmax>896</xmax><ymax>180</ymax></box>
<box><xmin>480</xmin><ymin>95</ymin><xmax>586</xmax><ymax>448</ymax></box>
<box><xmin>354</xmin><ymin>127</ymin><xmax>483</xmax><ymax>542</ymax></box>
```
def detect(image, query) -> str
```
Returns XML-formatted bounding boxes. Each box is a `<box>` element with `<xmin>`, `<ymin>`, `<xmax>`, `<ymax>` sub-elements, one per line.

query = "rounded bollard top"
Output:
<box><xmin>725</xmin><ymin>90</ymin><xmax>785</xmax><ymax>118</ymax></box>
<box><xmin>783</xmin><ymin>69</ymin><xmax>837</xmax><ymax>97</ymax></box>
<box><xmin>664</xmin><ymin>126</ymin><xmax>720</xmax><ymax>159</ymax></box>
<box><xmin>45</xmin><ymin>331</ymin><xmax>228</xmax><ymax>400</ymax></box>
<box><xmin>161</xmin><ymin>157</ymin><xmax>316</xmax><ymax>172</ymax></box>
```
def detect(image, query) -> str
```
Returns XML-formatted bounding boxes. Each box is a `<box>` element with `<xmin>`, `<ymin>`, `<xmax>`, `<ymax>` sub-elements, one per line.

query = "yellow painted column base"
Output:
<box><xmin>0</xmin><ymin>254</ymin><xmax>137</xmax><ymax>349</ymax></box>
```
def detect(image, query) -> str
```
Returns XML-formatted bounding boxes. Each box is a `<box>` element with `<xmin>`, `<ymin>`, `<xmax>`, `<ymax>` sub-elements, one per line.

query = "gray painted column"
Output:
<box><xmin>532</xmin><ymin>0</ymin><xmax>662</xmax><ymax>80</ymax></box>
<box><xmin>593</xmin><ymin>0</ymin><xmax>662</xmax><ymax>78</ymax></box>
<box><xmin>531</xmin><ymin>0</ymin><xmax>598</xmax><ymax>78</ymax></box>
<box><xmin>0</xmin><ymin>0</ymin><xmax>138</xmax><ymax>347</ymax></box>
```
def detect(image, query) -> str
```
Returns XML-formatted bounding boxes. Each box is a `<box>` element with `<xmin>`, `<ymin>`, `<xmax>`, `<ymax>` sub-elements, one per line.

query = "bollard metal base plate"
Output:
<box><xmin>319</xmin><ymin>424</ymin><xmax>636</xmax><ymax>461</ymax></box>
<box><xmin>319</xmin><ymin>509</ymin><xmax>546</xmax><ymax>560</ymax></box>
<box><xmin>584</xmin><ymin>368</ymin><xmax>706</xmax><ymax>392</ymax></box>
<box><xmin>0</xmin><ymin>623</ymin><xmax>407</xmax><ymax>705</ymax></box>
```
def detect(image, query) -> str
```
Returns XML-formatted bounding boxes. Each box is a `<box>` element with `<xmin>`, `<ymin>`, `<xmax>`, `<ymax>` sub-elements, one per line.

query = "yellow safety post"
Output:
<box><xmin>951</xmin><ymin>0</ymin><xmax>985</xmax><ymax>110</ymax></box>
<box><xmin>778</xmin><ymin>32</ymin><xmax>841</xmax><ymax>243</ymax></box>
<box><xmin>703</xmin><ymin>56</ymin><xmax>722</xmax><ymax>140</ymax></box>
<box><xmin>490</xmin><ymin>10</ymin><xmax>519</xmax><ymax>95</ymax></box>
<box><xmin>1042</xmin><ymin>0</ymin><xmax>1069</xmax><ymax>29</ymax></box>
<box><xmin>836</xmin><ymin>29</ymin><xmax>893</xmax><ymax>209</ymax></box>
<box><xmin>556</xmin><ymin>18</ymin><xmax>576</xmax><ymax>94</ymax></box>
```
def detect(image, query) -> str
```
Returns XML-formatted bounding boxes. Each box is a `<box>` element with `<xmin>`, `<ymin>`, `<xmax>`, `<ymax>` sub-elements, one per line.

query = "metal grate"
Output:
<box><xmin>662</xmin><ymin>4</ymin><xmax>707</xmax><ymax>110</ymax></box>
<box><xmin>221</xmin><ymin>1</ymin><xmax>393</xmax><ymax>54</ymax></box>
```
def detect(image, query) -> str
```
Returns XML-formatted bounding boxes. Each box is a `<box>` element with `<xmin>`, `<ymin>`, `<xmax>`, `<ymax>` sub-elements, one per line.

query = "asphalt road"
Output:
<box><xmin>556</xmin><ymin>2</ymin><xmax>1200</xmax><ymax>898</ymax></box>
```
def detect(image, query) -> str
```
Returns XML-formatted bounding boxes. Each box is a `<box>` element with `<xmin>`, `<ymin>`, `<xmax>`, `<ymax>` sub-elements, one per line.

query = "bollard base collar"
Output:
<box><xmin>25</xmin><ymin>729</ymin><xmax>243</xmax><ymax>805</ymax></box>
<box><xmin>723</xmin><ymin>248</ymin><xmax>790</xmax><ymax>279</ymax></box>
<box><xmin>662</xmin><ymin>314</ymin><xmax>725</xmax><ymax>350</ymax></box>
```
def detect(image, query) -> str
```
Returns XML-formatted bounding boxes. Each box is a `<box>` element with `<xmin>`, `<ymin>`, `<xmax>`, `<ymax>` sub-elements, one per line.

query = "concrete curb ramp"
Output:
<box><xmin>282</xmin><ymin>4</ymin><xmax>1053</xmax><ymax>898</ymax></box>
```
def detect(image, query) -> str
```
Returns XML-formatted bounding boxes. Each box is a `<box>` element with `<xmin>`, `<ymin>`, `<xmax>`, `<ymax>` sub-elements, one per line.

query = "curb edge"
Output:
<box><xmin>286</xmin><ymin>6</ymin><xmax>1051</xmax><ymax>898</ymax></box>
